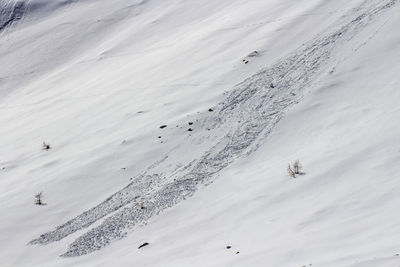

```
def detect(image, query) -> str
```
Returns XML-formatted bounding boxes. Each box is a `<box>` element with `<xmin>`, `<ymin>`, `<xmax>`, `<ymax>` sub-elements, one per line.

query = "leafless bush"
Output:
<box><xmin>293</xmin><ymin>160</ymin><xmax>301</xmax><ymax>174</ymax></box>
<box><xmin>287</xmin><ymin>164</ymin><xmax>295</xmax><ymax>178</ymax></box>
<box><xmin>35</xmin><ymin>192</ymin><xmax>44</xmax><ymax>205</ymax></box>
<box><xmin>288</xmin><ymin>160</ymin><xmax>302</xmax><ymax>178</ymax></box>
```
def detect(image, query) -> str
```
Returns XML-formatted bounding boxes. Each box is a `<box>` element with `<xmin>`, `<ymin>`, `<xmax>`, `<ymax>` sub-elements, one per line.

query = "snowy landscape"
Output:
<box><xmin>1</xmin><ymin>0</ymin><xmax>400</xmax><ymax>266</ymax></box>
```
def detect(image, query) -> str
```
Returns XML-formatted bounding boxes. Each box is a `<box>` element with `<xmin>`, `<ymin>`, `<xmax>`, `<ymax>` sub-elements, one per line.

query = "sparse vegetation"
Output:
<box><xmin>34</xmin><ymin>192</ymin><xmax>44</xmax><ymax>205</ymax></box>
<box><xmin>288</xmin><ymin>160</ymin><xmax>302</xmax><ymax>178</ymax></box>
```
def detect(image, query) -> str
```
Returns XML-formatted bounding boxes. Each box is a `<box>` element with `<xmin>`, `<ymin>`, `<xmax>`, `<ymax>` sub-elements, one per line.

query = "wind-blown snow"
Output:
<box><xmin>1</xmin><ymin>0</ymin><xmax>400</xmax><ymax>266</ymax></box>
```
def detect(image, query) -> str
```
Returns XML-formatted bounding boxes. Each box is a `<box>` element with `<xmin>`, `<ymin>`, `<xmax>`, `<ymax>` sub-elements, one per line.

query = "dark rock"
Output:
<box><xmin>158</xmin><ymin>136</ymin><xmax>161</xmax><ymax>138</ymax></box>
<box><xmin>236</xmin><ymin>251</ymin><xmax>240</xmax><ymax>254</ymax></box>
<box><xmin>188</xmin><ymin>128</ymin><xmax>193</xmax><ymax>131</ymax></box>
<box><xmin>208</xmin><ymin>108</ymin><xmax>213</xmax><ymax>112</ymax></box>
<box><xmin>138</xmin><ymin>242</ymin><xmax>149</xmax><ymax>249</ymax></box>
<box><xmin>188</xmin><ymin>122</ymin><xmax>193</xmax><ymax>125</ymax></box>
<box><xmin>226</xmin><ymin>246</ymin><xmax>231</xmax><ymax>249</ymax></box>
<box><xmin>159</xmin><ymin>125</ymin><xmax>167</xmax><ymax>129</ymax></box>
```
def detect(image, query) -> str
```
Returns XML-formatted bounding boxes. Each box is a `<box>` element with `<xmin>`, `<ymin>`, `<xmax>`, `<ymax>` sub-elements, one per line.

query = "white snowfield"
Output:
<box><xmin>1</xmin><ymin>0</ymin><xmax>400</xmax><ymax>266</ymax></box>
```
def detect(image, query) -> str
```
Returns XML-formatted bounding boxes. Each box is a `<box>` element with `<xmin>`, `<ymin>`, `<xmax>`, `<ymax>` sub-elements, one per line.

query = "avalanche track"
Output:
<box><xmin>29</xmin><ymin>0</ymin><xmax>398</xmax><ymax>257</ymax></box>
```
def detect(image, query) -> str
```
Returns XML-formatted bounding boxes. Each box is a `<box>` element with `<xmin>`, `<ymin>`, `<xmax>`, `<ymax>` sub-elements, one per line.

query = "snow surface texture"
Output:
<box><xmin>28</xmin><ymin>0</ymin><xmax>399</xmax><ymax>257</ymax></box>
<box><xmin>0</xmin><ymin>0</ymin><xmax>25</xmax><ymax>32</ymax></box>
<box><xmin>1</xmin><ymin>0</ymin><xmax>400</xmax><ymax>266</ymax></box>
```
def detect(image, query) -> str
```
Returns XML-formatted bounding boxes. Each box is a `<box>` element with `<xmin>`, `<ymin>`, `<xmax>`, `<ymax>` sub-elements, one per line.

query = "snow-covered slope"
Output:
<box><xmin>1</xmin><ymin>0</ymin><xmax>399</xmax><ymax>266</ymax></box>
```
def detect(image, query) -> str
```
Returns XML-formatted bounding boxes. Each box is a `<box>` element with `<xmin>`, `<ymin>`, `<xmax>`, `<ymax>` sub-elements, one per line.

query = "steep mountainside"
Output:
<box><xmin>1</xmin><ymin>0</ymin><xmax>399</xmax><ymax>266</ymax></box>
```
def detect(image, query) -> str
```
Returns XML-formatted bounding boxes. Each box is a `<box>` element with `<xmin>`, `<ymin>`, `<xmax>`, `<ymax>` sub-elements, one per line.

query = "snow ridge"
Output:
<box><xmin>29</xmin><ymin>0</ymin><xmax>398</xmax><ymax>257</ymax></box>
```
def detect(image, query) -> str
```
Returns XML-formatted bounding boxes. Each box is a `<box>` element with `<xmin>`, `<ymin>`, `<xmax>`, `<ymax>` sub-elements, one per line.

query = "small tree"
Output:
<box><xmin>288</xmin><ymin>160</ymin><xmax>302</xmax><ymax>178</ymax></box>
<box><xmin>35</xmin><ymin>192</ymin><xmax>44</xmax><ymax>205</ymax></box>
<box><xmin>293</xmin><ymin>160</ymin><xmax>301</xmax><ymax>174</ymax></box>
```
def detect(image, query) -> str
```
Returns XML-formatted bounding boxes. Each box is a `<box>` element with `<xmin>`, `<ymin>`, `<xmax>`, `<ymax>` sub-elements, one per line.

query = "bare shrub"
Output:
<box><xmin>287</xmin><ymin>164</ymin><xmax>295</xmax><ymax>178</ymax></box>
<box><xmin>35</xmin><ymin>192</ymin><xmax>44</xmax><ymax>205</ymax></box>
<box><xmin>293</xmin><ymin>160</ymin><xmax>301</xmax><ymax>174</ymax></box>
<box><xmin>288</xmin><ymin>160</ymin><xmax>302</xmax><ymax>178</ymax></box>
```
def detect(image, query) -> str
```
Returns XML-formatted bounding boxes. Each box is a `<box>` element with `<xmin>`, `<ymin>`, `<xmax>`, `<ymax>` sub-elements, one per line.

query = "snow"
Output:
<box><xmin>1</xmin><ymin>0</ymin><xmax>400</xmax><ymax>266</ymax></box>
